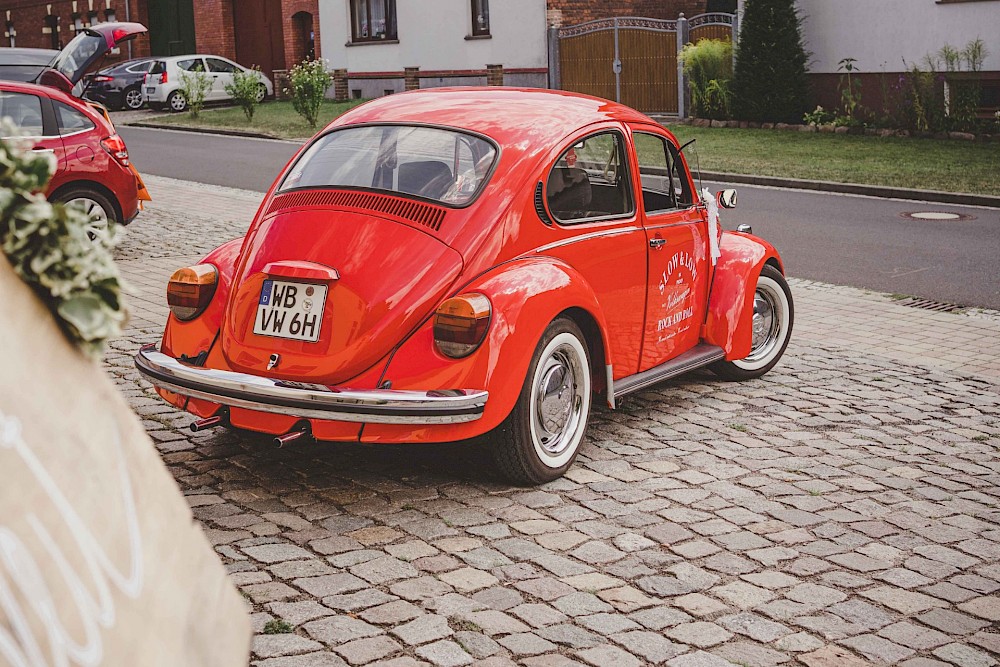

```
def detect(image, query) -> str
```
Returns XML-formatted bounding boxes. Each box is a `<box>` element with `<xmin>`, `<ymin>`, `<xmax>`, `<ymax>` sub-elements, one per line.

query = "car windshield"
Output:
<box><xmin>279</xmin><ymin>125</ymin><xmax>498</xmax><ymax>206</ymax></box>
<box><xmin>50</xmin><ymin>31</ymin><xmax>104</xmax><ymax>80</ymax></box>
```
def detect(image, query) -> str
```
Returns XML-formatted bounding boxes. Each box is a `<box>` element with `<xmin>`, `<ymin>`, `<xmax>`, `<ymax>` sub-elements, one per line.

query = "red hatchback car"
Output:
<box><xmin>136</xmin><ymin>88</ymin><xmax>793</xmax><ymax>484</ymax></box>
<box><xmin>0</xmin><ymin>22</ymin><xmax>148</xmax><ymax>239</ymax></box>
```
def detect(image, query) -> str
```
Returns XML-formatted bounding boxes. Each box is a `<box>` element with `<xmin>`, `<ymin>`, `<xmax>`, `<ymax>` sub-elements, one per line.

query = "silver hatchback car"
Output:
<box><xmin>144</xmin><ymin>54</ymin><xmax>274</xmax><ymax>112</ymax></box>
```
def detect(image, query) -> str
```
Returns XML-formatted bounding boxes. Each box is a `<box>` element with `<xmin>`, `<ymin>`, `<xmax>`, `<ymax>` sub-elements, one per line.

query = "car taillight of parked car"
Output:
<box><xmin>92</xmin><ymin>75</ymin><xmax>114</xmax><ymax>83</ymax></box>
<box><xmin>101</xmin><ymin>134</ymin><xmax>130</xmax><ymax>167</ymax></box>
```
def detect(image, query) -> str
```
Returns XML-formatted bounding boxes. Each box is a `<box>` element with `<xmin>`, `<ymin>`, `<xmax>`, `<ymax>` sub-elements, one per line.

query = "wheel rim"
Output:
<box><xmin>66</xmin><ymin>196</ymin><xmax>110</xmax><ymax>241</ymax></box>
<box><xmin>255</xmin><ymin>85</ymin><xmax>266</xmax><ymax>103</ymax></box>
<box><xmin>125</xmin><ymin>89</ymin><xmax>143</xmax><ymax>109</ymax></box>
<box><xmin>170</xmin><ymin>94</ymin><xmax>186</xmax><ymax>111</ymax></box>
<box><xmin>745</xmin><ymin>286</ymin><xmax>781</xmax><ymax>363</ymax></box>
<box><xmin>530</xmin><ymin>340</ymin><xmax>587</xmax><ymax>461</ymax></box>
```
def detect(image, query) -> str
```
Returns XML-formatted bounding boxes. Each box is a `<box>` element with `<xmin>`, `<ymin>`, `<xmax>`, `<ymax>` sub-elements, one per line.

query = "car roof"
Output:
<box><xmin>158</xmin><ymin>54</ymin><xmax>231</xmax><ymax>62</ymax></box>
<box><xmin>331</xmin><ymin>87</ymin><xmax>660</xmax><ymax>145</ymax></box>
<box><xmin>0</xmin><ymin>47</ymin><xmax>60</xmax><ymax>65</ymax></box>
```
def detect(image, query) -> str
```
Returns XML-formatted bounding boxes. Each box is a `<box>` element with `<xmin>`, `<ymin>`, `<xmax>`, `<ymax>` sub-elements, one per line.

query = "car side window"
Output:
<box><xmin>667</xmin><ymin>141</ymin><xmax>693</xmax><ymax>208</ymax></box>
<box><xmin>55</xmin><ymin>101</ymin><xmax>95</xmax><ymax>134</ymax></box>
<box><xmin>177</xmin><ymin>58</ymin><xmax>205</xmax><ymax>72</ymax></box>
<box><xmin>0</xmin><ymin>91</ymin><xmax>45</xmax><ymax>137</ymax></box>
<box><xmin>127</xmin><ymin>61</ymin><xmax>153</xmax><ymax>74</ymax></box>
<box><xmin>546</xmin><ymin>131</ymin><xmax>634</xmax><ymax>224</ymax></box>
<box><xmin>206</xmin><ymin>58</ymin><xmax>236</xmax><ymax>74</ymax></box>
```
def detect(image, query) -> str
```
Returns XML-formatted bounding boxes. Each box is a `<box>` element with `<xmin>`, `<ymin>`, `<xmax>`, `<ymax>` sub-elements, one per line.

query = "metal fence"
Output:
<box><xmin>549</xmin><ymin>13</ymin><xmax>737</xmax><ymax>116</ymax></box>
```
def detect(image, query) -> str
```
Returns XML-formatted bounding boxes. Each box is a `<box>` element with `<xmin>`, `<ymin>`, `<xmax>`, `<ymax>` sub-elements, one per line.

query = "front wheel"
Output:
<box><xmin>489</xmin><ymin>318</ymin><xmax>592</xmax><ymax>485</ymax></box>
<box><xmin>167</xmin><ymin>90</ymin><xmax>187</xmax><ymax>113</ymax></box>
<box><xmin>710</xmin><ymin>264</ymin><xmax>793</xmax><ymax>381</ymax></box>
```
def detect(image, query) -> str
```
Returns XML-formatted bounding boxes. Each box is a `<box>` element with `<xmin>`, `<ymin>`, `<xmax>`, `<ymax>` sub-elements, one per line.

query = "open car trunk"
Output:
<box><xmin>221</xmin><ymin>208</ymin><xmax>464</xmax><ymax>385</ymax></box>
<box><xmin>36</xmin><ymin>22</ymin><xmax>146</xmax><ymax>94</ymax></box>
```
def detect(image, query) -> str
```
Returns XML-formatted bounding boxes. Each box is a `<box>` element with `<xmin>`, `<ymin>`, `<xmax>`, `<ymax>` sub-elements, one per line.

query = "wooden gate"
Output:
<box><xmin>233</xmin><ymin>0</ymin><xmax>286</xmax><ymax>81</ymax></box>
<box><xmin>553</xmin><ymin>13</ymin><xmax>735</xmax><ymax>116</ymax></box>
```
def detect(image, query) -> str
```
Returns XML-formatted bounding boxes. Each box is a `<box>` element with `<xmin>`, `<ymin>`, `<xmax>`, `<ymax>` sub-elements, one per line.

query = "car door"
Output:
<box><xmin>631</xmin><ymin>126</ymin><xmax>710</xmax><ymax>371</ymax></box>
<box><xmin>52</xmin><ymin>98</ymin><xmax>99</xmax><ymax>181</ymax></box>
<box><xmin>0</xmin><ymin>88</ymin><xmax>67</xmax><ymax>183</ymax></box>
<box><xmin>205</xmin><ymin>57</ymin><xmax>237</xmax><ymax>101</ymax></box>
<box><xmin>540</xmin><ymin>128</ymin><xmax>649</xmax><ymax>380</ymax></box>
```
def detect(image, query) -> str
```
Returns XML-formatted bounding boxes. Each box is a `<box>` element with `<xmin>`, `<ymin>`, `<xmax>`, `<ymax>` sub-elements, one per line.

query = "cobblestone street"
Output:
<box><xmin>106</xmin><ymin>176</ymin><xmax>1000</xmax><ymax>667</ymax></box>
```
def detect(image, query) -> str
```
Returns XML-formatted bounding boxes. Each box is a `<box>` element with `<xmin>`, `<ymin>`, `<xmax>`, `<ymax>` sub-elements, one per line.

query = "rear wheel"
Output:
<box><xmin>167</xmin><ymin>90</ymin><xmax>187</xmax><ymax>113</ymax></box>
<box><xmin>489</xmin><ymin>318</ymin><xmax>592</xmax><ymax>485</ymax></box>
<box><xmin>710</xmin><ymin>264</ymin><xmax>793</xmax><ymax>381</ymax></box>
<box><xmin>54</xmin><ymin>187</ymin><xmax>118</xmax><ymax>244</ymax></box>
<box><xmin>123</xmin><ymin>86</ymin><xmax>144</xmax><ymax>110</ymax></box>
<box><xmin>254</xmin><ymin>83</ymin><xmax>267</xmax><ymax>103</ymax></box>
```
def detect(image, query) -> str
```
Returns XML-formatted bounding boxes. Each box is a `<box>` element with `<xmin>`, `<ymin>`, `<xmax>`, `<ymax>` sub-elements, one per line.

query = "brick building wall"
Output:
<box><xmin>192</xmin><ymin>0</ymin><xmax>235</xmax><ymax>60</ymax></box>
<box><xmin>546</xmin><ymin>0</ymin><xmax>708</xmax><ymax>27</ymax></box>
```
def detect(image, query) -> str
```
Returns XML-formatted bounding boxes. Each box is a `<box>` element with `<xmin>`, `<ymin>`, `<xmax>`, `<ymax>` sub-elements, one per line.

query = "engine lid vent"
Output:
<box><xmin>267</xmin><ymin>190</ymin><xmax>446</xmax><ymax>231</ymax></box>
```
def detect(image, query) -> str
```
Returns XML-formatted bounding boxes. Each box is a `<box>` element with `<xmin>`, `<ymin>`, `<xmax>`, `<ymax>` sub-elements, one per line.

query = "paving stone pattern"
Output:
<box><xmin>107</xmin><ymin>177</ymin><xmax>1000</xmax><ymax>666</ymax></box>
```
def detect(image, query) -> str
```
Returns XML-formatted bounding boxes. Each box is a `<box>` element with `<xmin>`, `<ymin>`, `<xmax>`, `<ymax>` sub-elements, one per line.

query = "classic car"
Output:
<box><xmin>135</xmin><ymin>88</ymin><xmax>793</xmax><ymax>484</ymax></box>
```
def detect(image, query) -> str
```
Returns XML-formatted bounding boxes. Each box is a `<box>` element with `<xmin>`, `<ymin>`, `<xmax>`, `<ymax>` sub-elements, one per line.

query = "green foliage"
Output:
<box><xmin>902</xmin><ymin>39</ymin><xmax>990</xmax><ymax>134</ymax></box>
<box><xmin>0</xmin><ymin>125</ymin><xmax>126</xmax><ymax>358</ymax></box>
<box><xmin>179</xmin><ymin>69</ymin><xmax>212</xmax><ymax>118</ymax></box>
<box><xmin>288</xmin><ymin>59</ymin><xmax>333</xmax><ymax>129</ymax></box>
<box><xmin>224</xmin><ymin>65</ymin><xmax>264</xmax><ymax>121</ymax></box>
<box><xmin>262</xmin><ymin>620</ymin><xmax>294</xmax><ymax>634</ymax></box>
<box><xmin>802</xmin><ymin>105</ymin><xmax>834</xmax><ymax>126</ymax></box>
<box><xmin>837</xmin><ymin>58</ymin><xmax>864</xmax><ymax>125</ymax></box>
<box><xmin>731</xmin><ymin>0</ymin><xmax>809</xmax><ymax>123</ymax></box>
<box><xmin>680</xmin><ymin>39</ymin><xmax>733</xmax><ymax>119</ymax></box>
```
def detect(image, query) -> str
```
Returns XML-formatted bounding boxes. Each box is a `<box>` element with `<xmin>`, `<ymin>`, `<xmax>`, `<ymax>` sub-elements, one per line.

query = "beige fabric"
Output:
<box><xmin>0</xmin><ymin>262</ymin><xmax>250</xmax><ymax>667</ymax></box>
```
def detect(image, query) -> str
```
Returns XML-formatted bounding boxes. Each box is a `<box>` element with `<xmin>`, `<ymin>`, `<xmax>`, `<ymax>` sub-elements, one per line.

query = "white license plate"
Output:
<box><xmin>146</xmin><ymin>87</ymin><xmax>155</xmax><ymax>94</ymax></box>
<box><xmin>253</xmin><ymin>280</ymin><xmax>327</xmax><ymax>342</ymax></box>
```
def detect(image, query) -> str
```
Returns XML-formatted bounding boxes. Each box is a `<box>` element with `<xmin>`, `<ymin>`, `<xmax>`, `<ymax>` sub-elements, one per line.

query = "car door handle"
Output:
<box><xmin>649</xmin><ymin>237</ymin><xmax>667</xmax><ymax>250</ymax></box>
<box><xmin>31</xmin><ymin>148</ymin><xmax>55</xmax><ymax>154</ymax></box>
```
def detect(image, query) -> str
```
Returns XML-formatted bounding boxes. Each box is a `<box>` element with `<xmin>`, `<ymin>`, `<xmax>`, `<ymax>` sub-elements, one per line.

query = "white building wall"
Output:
<box><xmin>319</xmin><ymin>0</ymin><xmax>548</xmax><ymax>74</ymax></box>
<box><xmin>795</xmin><ymin>0</ymin><xmax>1000</xmax><ymax>73</ymax></box>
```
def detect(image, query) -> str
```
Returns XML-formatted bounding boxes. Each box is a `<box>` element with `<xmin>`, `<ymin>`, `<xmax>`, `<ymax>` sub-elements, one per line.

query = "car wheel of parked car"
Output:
<box><xmin>123</xmin><ymin>86</ymin><xmax>144</xmax><ymax>110</ymax></box>
<box><xmin>254</xmin><ymin>83</ymin><xmax>267</xmax><ymax>104</ymax></box>
<box><xmin>56</xmin><ymin>187</ymin><xmax>117</xmax><ymax>243</ymax></box>
<box><xmin>167</xmin><ymin>90</ymin><xmax>187</xmax><ymax>113</ymax></box>
<box><xmin>491</xmin><ymin>318</ymin><xmax>592</xmax><ymax>485</ymax></box>
<box><xmin>710</xmin><ymin>264</ymin><xmax>793</xmax><ymax>381</ymax></box>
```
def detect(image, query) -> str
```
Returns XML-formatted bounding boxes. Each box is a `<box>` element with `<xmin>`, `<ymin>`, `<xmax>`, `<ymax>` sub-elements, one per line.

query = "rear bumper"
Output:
<box><xmin>135</xmin><ymin>345</ymin><xmax>488</xmax><ymax>425</ymax></box>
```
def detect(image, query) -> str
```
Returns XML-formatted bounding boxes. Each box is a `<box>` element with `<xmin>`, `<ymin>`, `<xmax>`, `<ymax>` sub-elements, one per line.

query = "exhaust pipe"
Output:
<box><xmin>274</xmin><ymin>428</ymin><xmax>311</xmax><ymax>448</ymax></box>
<box><xmin>190</xmin><ymin>414</ymin><xmax>227</xmax><ymax>432</ymax></box>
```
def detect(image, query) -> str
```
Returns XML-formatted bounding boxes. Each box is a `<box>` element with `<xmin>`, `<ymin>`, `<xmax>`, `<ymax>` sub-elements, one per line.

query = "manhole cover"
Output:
<box><xmin>900</xmin><ymin>211</ymin><xmax>976</xmax><ymax>221</ymax></box>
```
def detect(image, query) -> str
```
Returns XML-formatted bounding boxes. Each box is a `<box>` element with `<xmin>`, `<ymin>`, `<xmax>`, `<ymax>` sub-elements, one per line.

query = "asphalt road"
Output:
<box><xmin>119</xmin><ymin>126</ymin><xmax>1000</xmax><ymax>310</ymax></box>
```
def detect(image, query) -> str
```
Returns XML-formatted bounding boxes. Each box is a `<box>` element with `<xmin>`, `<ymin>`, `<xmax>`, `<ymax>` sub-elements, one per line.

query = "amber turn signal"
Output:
<box><xmin>433</xmin><ymin>293</ymin><xmax>492</xmax><ymax>358</ymax></box>
<box><xmin>167</xmin><ymin>264</ymin><xmax>218</xmax><ymax>321</ymax></box>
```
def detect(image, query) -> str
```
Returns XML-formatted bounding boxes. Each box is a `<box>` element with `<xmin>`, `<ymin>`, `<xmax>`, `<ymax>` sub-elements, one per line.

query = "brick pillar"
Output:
<box><xmin>486</xmin><ymin>64</ymin><xmax>504</xmax><ymax>86</ymax></box>
<box><xmin>404</xmin><ymin>67</ymin><xmax>420</xmax><ymax>91</ymax></box>
<box><xmin>333</xmin><ymin>69</ymin><xmax>348</xmax><ymax>102</ymax></box>
<box><xmin>272</xmin><ymin>70</ymin><xmax>289</xmax><ymax>100</ymax></box>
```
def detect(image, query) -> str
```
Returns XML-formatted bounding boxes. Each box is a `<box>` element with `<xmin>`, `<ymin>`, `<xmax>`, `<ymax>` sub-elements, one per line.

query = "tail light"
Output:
<box><xmin>101</xmin><ymin>134</ymin><xmax>130</xmax><ymax>167</ymax></box>
<box><xmin>433</xmin><ymin>294</ymin><xmax>491</xmax><ymax>358</ymax></box>
<box><xmin>159</xmin><ymin>71</ymin><xmax>167</xmax><ymax>84</ymax></box>
<box><xmin>92</xmin><ymin>75</ymin><xmax>114</xmax><ymax>83</ymax></box>
<box><xmin>168</xmin><ymin>264</ymin><xmax>218</xmax><ymax>321</ymax></box>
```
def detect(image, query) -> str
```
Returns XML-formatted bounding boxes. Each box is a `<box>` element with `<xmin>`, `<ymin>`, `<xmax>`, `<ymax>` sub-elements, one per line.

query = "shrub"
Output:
<box><xmin>802</xmin><ymin>106</ymin><xmax>834</xmax><ymax>126</ymax></box>
<box><xmin>225</xmin><ymin>66</ymin><xmax>264</xmax><ymax>122</ymax></box>
<box><xmin>0</xmin><ymin>123</ymin><xmax>126</xmax><ymax>358</ymax></box>
<box><xmin>680</xmin><ymin>39</ymin><xmax>733</xmax><ymax>120</ymax></box>
<box><xmin>731</xmin><ymin>0</ymin><xmax>810</xmax><ymax>123</ymax></box>
<box><xmin>289</xmin><ymin>59</ymin><xmax>333</xmax><ymax>129</ymax></box>
<box><xmin>837</xmin><ymin>57</ymin><xmax>864</xmax><ymax>126</ymax></box>
<box><xmin>179</xmin><ymin>69</ymin><xmax>212</xmax><ymax>118</ymax></box>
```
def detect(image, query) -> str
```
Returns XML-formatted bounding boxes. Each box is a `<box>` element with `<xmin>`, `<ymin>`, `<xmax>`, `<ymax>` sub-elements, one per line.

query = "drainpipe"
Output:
<box><xmin>125</xmin><ymin>0</ymin><xmax>132</xmax><ymax>59</ymax></box>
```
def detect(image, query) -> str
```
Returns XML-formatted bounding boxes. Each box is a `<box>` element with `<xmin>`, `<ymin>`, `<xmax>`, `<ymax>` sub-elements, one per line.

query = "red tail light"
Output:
<box><xmin>433</xmin><ymin>294</ymin><xmax>492</xmax><ymax>358</ymax></box>
<box><xmin>92</xmin><ymin>75</ymin><xmax>114</xmax><ymax>83</ymax></box>
<box><xmin>101</xmin><ymin>134</ymin><xmax>130</xmax><ymax>167</ymax></box>
<box><xmin>159</xmin><ymin>71</ymin><xmax>167</xmax><ymax>84</ymax></box>
<box><xmin>168</xmin><ymin>265</ymin><xmax>218</xmax><ymax>321</ymax></box>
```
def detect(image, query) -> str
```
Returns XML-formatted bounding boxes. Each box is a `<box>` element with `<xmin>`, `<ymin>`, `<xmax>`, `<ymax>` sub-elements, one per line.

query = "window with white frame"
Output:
<box><xmin>350</xmin><ymin>0</ymin><xmax>397</xmax><ymax>42</ymax></box>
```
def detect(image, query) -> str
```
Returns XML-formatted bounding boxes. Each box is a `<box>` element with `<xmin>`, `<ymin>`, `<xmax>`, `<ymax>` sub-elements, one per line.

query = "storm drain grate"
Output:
<box><xmin>894</xmin><ymin>297</ymin><xmax>966</xmax><ymax>313</ymax></box>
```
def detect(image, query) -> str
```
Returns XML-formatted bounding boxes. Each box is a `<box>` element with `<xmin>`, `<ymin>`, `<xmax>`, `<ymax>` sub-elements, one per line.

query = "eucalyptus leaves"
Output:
<box><xmin>0</xmin><ymin>125</ymin><xmax>126</xmax><ymax>358</ymax></box>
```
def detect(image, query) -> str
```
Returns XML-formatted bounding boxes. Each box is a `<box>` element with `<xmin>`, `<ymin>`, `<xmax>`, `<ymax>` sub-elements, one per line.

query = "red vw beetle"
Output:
<box><xmin>135</xmin><ymin>88</ymin><xmax>792</xmax><ymax>484</ymax></box>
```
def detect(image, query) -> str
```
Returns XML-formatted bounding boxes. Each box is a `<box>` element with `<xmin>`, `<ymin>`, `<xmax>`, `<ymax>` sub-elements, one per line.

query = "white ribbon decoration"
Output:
<box><xmin>702</xmin><ymin>188</ymin><xmax>721</xmax><ymax>266</ymax></box>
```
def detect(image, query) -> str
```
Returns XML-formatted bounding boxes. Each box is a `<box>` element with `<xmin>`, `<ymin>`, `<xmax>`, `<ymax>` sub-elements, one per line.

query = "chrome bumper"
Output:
<box><xmin>134</xmin><ymin>345</ymin><xmax>487</xmax><ymax>425</ymax></box>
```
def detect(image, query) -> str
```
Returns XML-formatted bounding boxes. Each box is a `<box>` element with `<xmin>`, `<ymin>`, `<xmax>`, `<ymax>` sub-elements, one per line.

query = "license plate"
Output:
<box><xmin>146</xmin><ymin>87</ymin><xmax>155</xmax><ymax>94</ymax></box>
<box><xmin>253</xmin><ymin>280</ymin><xmax>327</xmax><ymax>342</ymax></box>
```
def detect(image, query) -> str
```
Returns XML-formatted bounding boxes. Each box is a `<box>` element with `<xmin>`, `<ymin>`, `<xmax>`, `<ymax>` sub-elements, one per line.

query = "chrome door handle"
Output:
<box><xmin>31</xmin><ymin>148</ymin><xmax>55</xmax><ymax>154</ymax></box>
<box><xmin>649</xmin><ymin>237</ymin><xmax>666</xmax><ymax>249</ymax></box>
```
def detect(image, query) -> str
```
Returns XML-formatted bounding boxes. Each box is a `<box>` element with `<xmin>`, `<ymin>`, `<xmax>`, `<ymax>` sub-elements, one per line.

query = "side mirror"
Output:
<box><xmin>717</xmin><ymin>189</ymin><xmax>737</xmax><ymax>209</ymax></box>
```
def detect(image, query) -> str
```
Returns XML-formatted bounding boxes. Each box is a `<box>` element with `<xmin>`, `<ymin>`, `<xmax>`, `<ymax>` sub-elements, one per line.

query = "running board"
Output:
<box><xmin>612</xmin><ymin>343</ymin><xmax>725</xmax><ymax>402</ymax></box>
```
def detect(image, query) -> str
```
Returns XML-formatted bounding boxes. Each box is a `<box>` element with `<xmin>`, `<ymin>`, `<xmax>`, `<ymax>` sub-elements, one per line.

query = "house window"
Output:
<box><xmin>5</xmin><ymin>21</ymin><xmax>15</xmax><ymax>48</ymax></box>
<box><xmin>471</xmin><ymin>0</ymin><xmax>490</xmax><ymax>36</ymax></box>
<box><xmin>350</xmin><ymin>0</ymin><xmax>397</xmax><ymax>42</ymax></box>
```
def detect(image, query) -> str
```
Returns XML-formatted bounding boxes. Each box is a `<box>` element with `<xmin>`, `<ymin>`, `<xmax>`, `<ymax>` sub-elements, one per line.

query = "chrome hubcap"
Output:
<box><xmin>66</xmin><ymin>197</ymin><xmax>110</xmax><ymax>242</ymax></box>
<box><xmin>532</xmin><ymin>345</ymin><xmax>585</xmax><ymax>456</ymax></box>
<box><xmin>746</xmin><ymin>287</ymin><xmax>780</xmax><ymax>362</ymax></box>
<box><xmin>125</xmin><ymin>89</ymin><xmax>143</xmax><ymax>109</ymax></box>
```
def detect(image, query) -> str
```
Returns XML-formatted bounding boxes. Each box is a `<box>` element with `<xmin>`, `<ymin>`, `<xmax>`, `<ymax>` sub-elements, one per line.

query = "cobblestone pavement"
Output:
<box><xmin>107</xmin><ymin>176</ymin><xmax>1000</xmax><ymax>667</ymax></box>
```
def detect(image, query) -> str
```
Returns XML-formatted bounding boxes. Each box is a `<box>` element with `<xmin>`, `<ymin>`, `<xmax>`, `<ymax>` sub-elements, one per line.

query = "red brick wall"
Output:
<box><xmin>193</xmin><ymin>0</ymin><xmax>235</xmax><ymax>60</ymax></box>
<box><xmin>546</xmin><ymin>0</ymin><xmax>707</xmax><ymax>27</ymax></box>
<box><xmin>281</xmin><ymin>0</ymin><xmax>320</xmax><ymax>70</ymax></box>
<box><xmin>1</xmin><ymin>0</ymin><xmax>151</xmax><ymax>62</ymax></box>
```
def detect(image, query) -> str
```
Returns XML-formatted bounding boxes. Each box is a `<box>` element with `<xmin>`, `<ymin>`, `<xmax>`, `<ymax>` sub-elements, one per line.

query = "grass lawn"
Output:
<box><xmin>147</xmin><ymin>99</ymin><xmax>368</xmax><ymax>140</ymax></box>
<box><xmin>666</xmin><ymin>124</ymin><xmax>1000</xmax><ymax>196</ymax></box>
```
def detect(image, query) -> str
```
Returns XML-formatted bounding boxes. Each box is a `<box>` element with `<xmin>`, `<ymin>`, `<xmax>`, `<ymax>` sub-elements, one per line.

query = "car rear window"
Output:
<box><xmin>149</xmin><ymin>61</ymin><xmax>166</xmax><ymax>74</ymax></box>
<box><xmin>279</xmin><ymin>125</ymin><xmax>498</xmax><ymax>207</ymax></box>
